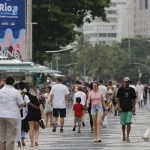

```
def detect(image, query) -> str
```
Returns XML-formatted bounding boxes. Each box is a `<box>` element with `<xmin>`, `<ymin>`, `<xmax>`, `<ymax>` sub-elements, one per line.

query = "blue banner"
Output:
<box><xmin>0</xmin><ymin>0</ymin><xmax>26</xmax><ymax>60</ymax></box>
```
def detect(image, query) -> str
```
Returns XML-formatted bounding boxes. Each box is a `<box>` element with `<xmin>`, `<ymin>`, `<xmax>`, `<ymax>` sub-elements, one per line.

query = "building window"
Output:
<box><xmin>140</xmin><ymin>0</ymin><xmax>148</xmax><ymax>9</ymax></box>
<box><xmin>99</xmin><ymin>33</ymin><xmax>107</xmax><ymax>37</ymax></box>
<box><xmin>108</xmin><ymin>18</ymin><xmax>117</xmax><ymax>22</ymax></box>
<box><xmin>107</xmin><ymin>10</ymin><xmax>117</xmax><ymax>14</ymax></box>
<box><xmin>108</xmin><ymin>33</ymin><xmax>117</xmax><ymax>37</ymax></box>
<box><xmin>110</xmin><ymin>2</ymin><xmax>116</xmax><ymax>7</ymax></box>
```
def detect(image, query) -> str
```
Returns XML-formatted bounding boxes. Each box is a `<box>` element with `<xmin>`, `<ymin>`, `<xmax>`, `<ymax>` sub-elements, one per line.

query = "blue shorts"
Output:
<box><xmin>91</xmin><ymin>104</ymin><xmax>103</xmax><ymax>115</ymax></box>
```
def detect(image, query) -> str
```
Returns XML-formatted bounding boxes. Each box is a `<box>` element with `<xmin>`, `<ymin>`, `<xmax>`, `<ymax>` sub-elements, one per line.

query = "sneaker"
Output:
<box><xmin>73</xmin><ymin>127</ymin><xmax>76</xmax><ymax>131</ymax></box>
<box><xmin>60</xmin><ymin>129</ymin><xmax>64</xmax><ymax>133</ymax></box>
<box><xmin>118</xmin><ymin>113</ymin><xmax>120</xmax><ymax>116</ymax></box>
<box><xmin>91</xmin><ymin>128</ymin><xmax>94</xmax><ymax>133</ymax></box>
<box><xmin>78</xmin><ymin>129</ymin><xmax>81</xmax><ymax>133</ymax></box>
<box><xmin>52</xmin><ymin>128</ymin><xmax>56</xmax><ymax>132</ymax></box>
<box><xmin>82</xmin><ymin>122</ymin><xmax>85</xmax><ymax>126</ymax></box>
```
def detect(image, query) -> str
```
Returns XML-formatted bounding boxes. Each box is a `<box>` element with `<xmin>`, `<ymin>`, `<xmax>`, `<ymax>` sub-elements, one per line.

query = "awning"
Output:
<box><xmin>0</xmin><ymin>65</ymin><xmax>61</xmax><ymax>74</ymax></box>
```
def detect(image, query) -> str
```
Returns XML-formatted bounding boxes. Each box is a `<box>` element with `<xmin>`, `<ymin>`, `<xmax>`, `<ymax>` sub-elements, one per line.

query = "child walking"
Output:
<box><xmin>73</xmin><ymin>97</ymin><xmax>84</xmax><ymax>133</ymax></box>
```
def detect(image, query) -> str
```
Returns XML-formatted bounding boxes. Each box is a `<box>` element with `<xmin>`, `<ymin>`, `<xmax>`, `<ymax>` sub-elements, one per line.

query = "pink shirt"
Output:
<box><xmin>89</xmin><ymin>90</ymin><xmax>103</xmax><ymax>106</ymax></box>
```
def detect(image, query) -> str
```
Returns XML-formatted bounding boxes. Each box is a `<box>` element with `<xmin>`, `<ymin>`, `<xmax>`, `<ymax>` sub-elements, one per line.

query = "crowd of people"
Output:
<box><xmin>0</xmin><ymin>75</ymin><xmax>149</xmax><ymax>150</ymax></box>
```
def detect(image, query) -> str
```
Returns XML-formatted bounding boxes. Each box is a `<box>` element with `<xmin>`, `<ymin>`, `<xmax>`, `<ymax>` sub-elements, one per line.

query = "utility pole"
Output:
<box><xmin>26</xmin><ymin>0</ymin><xmax>32</xmax><ymax>60</ymax></box>
<box><xmin>54</xmin><ymin>53</ymin><xmax>60</xmax><ymax>71</ymax></box>
<box><xmin>127</xmin><ymin>8</ymin><xmax>131</xmax><ymax>60</ymax></box>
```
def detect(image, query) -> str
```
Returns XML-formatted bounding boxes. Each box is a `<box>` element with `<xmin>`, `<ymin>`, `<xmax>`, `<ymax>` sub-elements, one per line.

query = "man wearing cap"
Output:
<box><xmin>117</xmin><ymin>77</ymin><xmax>136</xmax><ymax>142</ymax></box>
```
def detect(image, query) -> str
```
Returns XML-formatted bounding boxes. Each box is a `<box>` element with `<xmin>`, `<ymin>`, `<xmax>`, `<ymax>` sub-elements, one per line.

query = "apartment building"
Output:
<box><xmin>134</xmin><ymin>0</ymin><xmax>150</xmax><ymax>38</ymax></box>
<box><xmin>76</xmin><ymin>0</ymin><xmax>133</xmax><ymax>45</ymax></box>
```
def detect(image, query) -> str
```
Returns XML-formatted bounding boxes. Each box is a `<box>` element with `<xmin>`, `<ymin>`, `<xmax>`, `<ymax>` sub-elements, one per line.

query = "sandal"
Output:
<box><xmin>22</xmin><ymin>141</ymin><xmax>25</xmax><ymax>146</ymax></box>
<box><xmin>35</xmin><ymin>142</ymin><xmax>38</xmax><ymax>146</ymax></box>
<box><xmin>126</xmin><ymin>138</ymin><xmax>130</xmax><ymax>143</ymax></box>
<box><xmin>17</xmin><ymin>142</ymin><xmax>21</xmax><ymax>148</ymax></box>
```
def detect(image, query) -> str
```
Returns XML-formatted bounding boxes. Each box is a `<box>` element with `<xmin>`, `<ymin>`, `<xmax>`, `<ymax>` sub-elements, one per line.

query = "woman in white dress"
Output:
<box><xmin>41</xmin><ymin>86</ymin><xmax>53</xmax><ymax>128</ymax></box>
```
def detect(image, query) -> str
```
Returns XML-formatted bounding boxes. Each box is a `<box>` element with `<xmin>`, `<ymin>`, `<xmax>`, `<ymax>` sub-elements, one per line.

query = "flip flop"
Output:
<box><xmin>126</xmin><ymin>138</ymin><xmax>130</xmax><ymax>143</ymax></box>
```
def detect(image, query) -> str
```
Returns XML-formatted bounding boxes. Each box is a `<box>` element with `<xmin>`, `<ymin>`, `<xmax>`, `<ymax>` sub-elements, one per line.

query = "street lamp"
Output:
<box><xmin>45</xmin><ymin>47</ymin><xmax>73</xmax><ymax>71</ymax></box>
<box><xmin>132</xmin><ymin>62</ymin><xmax>150</xmax><ymax>84</ymax></box>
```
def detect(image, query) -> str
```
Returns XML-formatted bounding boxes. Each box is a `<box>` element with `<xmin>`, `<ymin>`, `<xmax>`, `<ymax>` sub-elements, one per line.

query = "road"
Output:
<box><xmin>14</xmin><ymin>104</ymin><xmax>150</xmax><ymax>150</ymax></box>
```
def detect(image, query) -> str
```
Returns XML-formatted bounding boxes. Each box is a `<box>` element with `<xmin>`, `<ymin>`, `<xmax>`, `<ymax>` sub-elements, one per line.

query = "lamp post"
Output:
<box><xmin>132</xmin><ymin>62</ymin><xmax>150</xmax><ymax>84</ymax></box>
<box><xmin>45</xmin><ymin>47</ymin><xmax>73</xmax><ymax>71</ymax></box>
<box><xmin>127</xmin><ymin>8</ymin><xmax>132</xmax><ymax>60</ymax></box>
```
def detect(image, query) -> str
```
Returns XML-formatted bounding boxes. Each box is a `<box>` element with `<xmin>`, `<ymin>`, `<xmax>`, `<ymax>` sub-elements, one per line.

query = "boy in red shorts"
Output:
<box><xmin>73</xmin><ymin>97</ymin><xmax>84</xmax><ymax>133</ymax></box>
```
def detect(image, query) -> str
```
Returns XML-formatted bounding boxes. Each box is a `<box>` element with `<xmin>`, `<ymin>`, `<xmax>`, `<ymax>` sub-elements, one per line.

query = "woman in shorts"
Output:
<box><xmin>86</xmin><ymin>82</ymin><xmax>107</xmax><ymax>142</ymax></box>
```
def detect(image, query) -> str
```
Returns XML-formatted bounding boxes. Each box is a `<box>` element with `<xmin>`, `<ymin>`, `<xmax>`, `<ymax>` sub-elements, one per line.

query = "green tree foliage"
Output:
<box><xmin>75</xmin><ymin>36</ymin><xmax>150</xmax><ymax>83</ymax></box>
<box><xmin>32</xmin><ymin>0</ymin><xmax>111</xmax><ymax>62</ymax></box>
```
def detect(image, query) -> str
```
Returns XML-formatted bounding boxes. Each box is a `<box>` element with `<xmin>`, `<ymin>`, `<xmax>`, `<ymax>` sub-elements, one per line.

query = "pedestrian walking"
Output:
<box><xmin>0</xmin><ymin>76</ymin><xmax>24</xmax><ymax>150</ymax></box>
<box><xmin>86</xmin><ymin>82</ymin><xmax>107</xmax><ymax>142</ymax></box>
<box><xmin>41</xmin><ymin>86</ymin><xmax>53</xmax><ymax>128</ymax></box>
<box><xmin>47</xmin><ymin>75</ymin><xmax>56</xmax><ymax>87</ymax></box>
<box><xmin>50</xmin><ymin>77</ymin><xmax>70</xmax><ymax>133</ymax></box>
<box><xmin>117</xmin><ymin>77</ymin><xmax>136</xmax><ymax>142</ymax></box>
<box><xmin>98</xmin><ymin>80</ymin><xmax>108</xmax><ymax>127</ymax></box>
<box><xmin>112</xmin><ymin>84</ymin><xmax>120</xmax><ymax>116</ymax></box>
<box><xmin>74</xmin><ymin>85</ymin><xmax>86</xmax><ymax>126</ymax></box>
<box><xmin>73</xmin><ymin>97</ymin><xmax>84</xmax><ymax>133</ymax></box>
<box><xmin>136</xmin><ymin>81</ymin><xmax>144</xmax><ymax>108</ymax></box>
<box><xmin>107</xmin><ymin>80</ymin><xmax>114</xmax><ymax>111</ymax></box>
<box><xmin>87</xmin><ymin>83</ymin><xmax>94</xmax><ymax>133</ymax></box>
<box><xmin>17</xmin><ymin>82</ymin><xmax>40</xmax><ymax>147</ymax></box>
<box><xmin>26</xmin><ymin>87</ymin><xmax>44</xmax><ymax>147</ymax></box>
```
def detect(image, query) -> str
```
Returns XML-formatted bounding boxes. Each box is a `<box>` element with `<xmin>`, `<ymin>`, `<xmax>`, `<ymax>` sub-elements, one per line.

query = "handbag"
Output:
<box><xmin>39</xmin><ymin>119</ymin><xmax>45</xmax><ymax>129</ymax></box>
<box><xmin>45</xmin><ymin>103</ymin><xmax>53</xmax><ymax>112</ymax></box>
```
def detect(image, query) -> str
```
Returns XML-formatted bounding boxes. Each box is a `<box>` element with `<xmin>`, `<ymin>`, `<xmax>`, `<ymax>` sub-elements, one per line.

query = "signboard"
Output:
<box><xmin>0</xmin><ymin>0</ymin><xmax>26</xmax><ymax>60</ymax></box>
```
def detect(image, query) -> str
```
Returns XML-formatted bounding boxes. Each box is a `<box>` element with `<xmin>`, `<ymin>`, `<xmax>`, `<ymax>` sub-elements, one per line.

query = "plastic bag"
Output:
<box><xmin>102</xmin><ymin>116</ymin><xmax>108</xmax><ymax>128</ymax></box>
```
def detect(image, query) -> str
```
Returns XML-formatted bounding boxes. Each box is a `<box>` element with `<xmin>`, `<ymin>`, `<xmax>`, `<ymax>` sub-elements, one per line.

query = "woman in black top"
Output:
<box><xmin>26</xmin><ymin>87</ymin><xmax>43</xmax><ymax>147</ymax></box>
<box><xmin>87</xmin><ymin>83</ymin><xmax>93</xmax><ymax>133</ymax></box>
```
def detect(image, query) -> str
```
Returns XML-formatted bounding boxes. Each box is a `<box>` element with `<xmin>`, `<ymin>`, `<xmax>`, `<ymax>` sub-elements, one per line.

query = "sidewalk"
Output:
<box><xmin>14</xmin><ymin>105</ymin><xmax>150</xmax><ymax>150</ymax></box>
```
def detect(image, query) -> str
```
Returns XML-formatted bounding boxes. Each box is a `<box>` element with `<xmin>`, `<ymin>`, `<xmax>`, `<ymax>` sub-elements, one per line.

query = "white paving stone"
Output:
<box><xmin>14</xmin><ymin>104</ymin><xmax>150</xmax><ymax>150</ymax></box>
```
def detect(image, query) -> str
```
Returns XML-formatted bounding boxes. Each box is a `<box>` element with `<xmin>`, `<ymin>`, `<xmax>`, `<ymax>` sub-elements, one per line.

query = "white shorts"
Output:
<box><xmin>138</xmin><ymin>93</ymin><xmax>143</xmax><ymax>102</ymax></box>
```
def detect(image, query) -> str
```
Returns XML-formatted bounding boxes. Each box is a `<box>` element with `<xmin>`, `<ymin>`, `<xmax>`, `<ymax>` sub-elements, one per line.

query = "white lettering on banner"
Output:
<box><xmin>0</xmin><ymin>3</ymin><xmax>18</xmax><ymax>16</ymax></box>
<box><xmin>0</xmin><ymin>50</ymin><xmax>21</xmax><ymax>60</ymax></box>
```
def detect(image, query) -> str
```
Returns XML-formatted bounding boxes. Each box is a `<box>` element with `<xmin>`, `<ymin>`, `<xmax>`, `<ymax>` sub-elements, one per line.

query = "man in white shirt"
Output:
<box><xmin>136</xmin><ymin>81</ymin><xmax>144</xmax><ymax>108</ymax></box>
<box><xmin>0</xmin><ymin>76</ymin><xmax>24</xmax><ymax>150</ymax></box>
<box><xmin>98</xmin><ymin>80</ymin><xmax>108</xmax><ymax>128</ymax></box>
<box><xmin>50</xmin><ymin>77</ymin><xmax>70</xmax><ymax>133</ymax></box>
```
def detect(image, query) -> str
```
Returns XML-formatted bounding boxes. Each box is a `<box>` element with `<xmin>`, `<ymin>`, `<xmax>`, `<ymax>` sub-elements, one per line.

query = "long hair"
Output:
<box><xmin>29</xmin><ymin>87</ymin><xmax>37</xmax><ymax>96</ymax></box>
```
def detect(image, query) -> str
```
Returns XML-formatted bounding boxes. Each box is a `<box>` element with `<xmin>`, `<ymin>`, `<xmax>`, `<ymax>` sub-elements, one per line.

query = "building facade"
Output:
<box><xmin>77</xmin><ymin>0</ymin><xmax>134</xmax><ymax>46</ymax></box>
<box><xmin>134</xmin><ymin>0</ymin><xmax>150</xmax><ymax>38</ymax></box>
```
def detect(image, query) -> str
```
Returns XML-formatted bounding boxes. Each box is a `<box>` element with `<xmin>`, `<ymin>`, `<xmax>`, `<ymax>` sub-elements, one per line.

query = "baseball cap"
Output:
<box><xmin>123</xmin><ymin>77</ymin><xmax>130</xmax><ymax>82</ymax></box>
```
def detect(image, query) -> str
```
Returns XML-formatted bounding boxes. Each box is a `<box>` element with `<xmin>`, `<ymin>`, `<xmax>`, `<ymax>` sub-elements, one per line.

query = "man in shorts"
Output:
<box><xmin>50</xmin><ymin>77</ymin><xmax>70</xmax><ymax>133</ymax></box>
<box><xmin>117</xmin><ymin>77</ymin><xmax>136</xmax><ymax>142</ymax></box>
